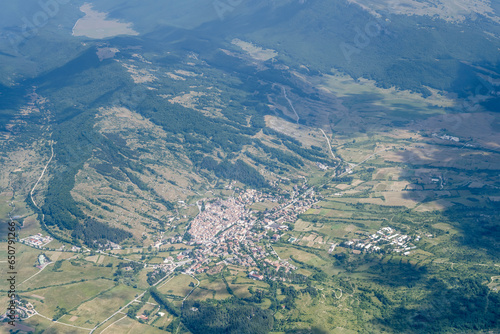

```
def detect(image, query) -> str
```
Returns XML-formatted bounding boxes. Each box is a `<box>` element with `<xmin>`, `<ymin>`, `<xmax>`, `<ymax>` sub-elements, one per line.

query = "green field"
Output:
<box><xmin>274</xmin><ymin>246</ymin><xmax>327</xmax><ymax>268</ymax></box>
<box><xmin>186</xmin><ymin>276</ymin><xmax>231</xmax><ymax>302</ymax></box>
<box><xmin>157</xmin><ymin>274</ymin><xmax>197</xmax><ymax>297</ymax></box>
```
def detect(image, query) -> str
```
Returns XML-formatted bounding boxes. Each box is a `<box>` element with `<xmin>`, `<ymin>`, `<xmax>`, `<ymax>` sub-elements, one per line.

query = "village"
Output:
<box><xmin>147</xmin><ymin>187</ymin><xmax>318</xmax><ymax>281</ymax></box>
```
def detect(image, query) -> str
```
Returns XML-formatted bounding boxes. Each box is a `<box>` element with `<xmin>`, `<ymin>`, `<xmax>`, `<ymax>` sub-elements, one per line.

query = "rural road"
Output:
<box><xmin>319</xmin><ymin>128</ymin><xmax>336</xmax><ymax>160</ymax></box>
<box><xmin>18</xmin><ymin>262</ymin><xmax>53</xmax><ymax>286</ymax></box>
<box><xmin>281</xmin><ymin>86</ymin><xmax>300</xmax><ymax>124</ymax></box>
<box><xmin>30</xmin><ymin>141</ymin><xmax>54</xmax><ymax>210</ymax></box>
<box><xmin>280</xmin><ymin>85</ymin><xmax>338</xmax><ymax>163</ymax></box>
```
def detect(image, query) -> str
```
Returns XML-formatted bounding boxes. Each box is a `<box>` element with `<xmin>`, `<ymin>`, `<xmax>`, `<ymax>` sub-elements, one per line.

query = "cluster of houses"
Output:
<box><xmin>316</xmin><ymin>162</ymin><xmax>329</xmax><ymax>171</ymax></box>
<box><xmin>183</xmin><ymin>224</ymin><xmax>268</xmax><ymax>274</ymax></box>
<box><xmin>432</xmin><ymin>133</ymin><xmax>460</xmax><ymax>142</ymax></box>
<box><xmin>20</xmin><ymin>233</ymin><xmax>53</xmax><ymax>248</ymax></box>
<box><xmin>261</xmin><ymin>188</ymin><xmax>318</xmax><ymax>227</ymax></box>
<box><xmin>342</xmin><ymin>227</ymin><xmax>419</xmax><ymax>256</ymax></box>
<box><xmin>188</xmin><ymin>197</ymin><xmax>251</xmax><ymax>244</ymax></box>
<box><xmin>1</xmin><ymin>299</ymin><xmax>36</xmax><ymax>321</ymax></box>
<box><xmin>36</xmin><ymin>254</ymin><xmax>51</xmax><ymax>269</ymax></box>
<box><xmin>15</xmin><ymin>301</ymin><xmax>35</xmax><ymax>319</ymax></box>
<box><xmin>249</xmin><ymin>271</ymin><xmax>264</xmax><ymax>280</ymax></box>
<box><xmin>188</xmin><ymin>188</ymin><xmax>287</xmax><ymax>244</ymax></box>
<box><xmin>263</xmin><ymin>258</ymin><xmax>297</xmax><ymax>274</ymax></box>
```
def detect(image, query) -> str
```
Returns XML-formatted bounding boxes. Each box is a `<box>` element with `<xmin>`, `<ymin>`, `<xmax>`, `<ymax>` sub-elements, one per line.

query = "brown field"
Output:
<box><xmin>355</xmin><ymin>197</ymin><xmax>386</xmax><ymax>205</ymax></box>
<box><xmin>250</xmin><ymin>201</ymin><xmax>280</xmax><ymax>212</ymax></box>
<box><xmin>300</xmin><ymin>233</ymin><xmax>327</xmax><ymax>248</ymax></box>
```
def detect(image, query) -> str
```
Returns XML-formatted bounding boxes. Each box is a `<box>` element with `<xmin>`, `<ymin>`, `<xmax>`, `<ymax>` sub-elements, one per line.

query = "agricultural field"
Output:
<box><xmin>94</xmin><ymin>316</ymin><xmax>166</xmax><ymax>334</ymax></box>
<box><xmin>26</xmin><ymin>279</ymin><xmax>116</xmax><ymax>319</ymax></box>
<box><xmin>66</xmin><ymin>285</ymin><xmax>140</xmax><ymax>327</ymax></box>
<box><xmin>157</xmin><ymin>274</ymin><xmax>197</xmax><ymax>298</ymax></box>
<box><xmin>187</xmin><ymin>276</ymin><xmax>230</xmax><ymax>302</ymax></box>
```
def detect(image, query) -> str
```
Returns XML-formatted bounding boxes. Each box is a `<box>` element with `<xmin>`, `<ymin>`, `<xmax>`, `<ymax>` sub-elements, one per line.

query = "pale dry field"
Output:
<box><xmin>232</xmin><ymin>39</ymin><xmax>278</xmax><ymax>61</ymax></box>
<box><xmin>121</xmin><ymin>62</ymin><xmax>157</xmax><ymax>83</ymax></box>
<box><xmin>167</xmin><ymin>90</ymin><xmax>224</xmax><ymax>117</ymax></box>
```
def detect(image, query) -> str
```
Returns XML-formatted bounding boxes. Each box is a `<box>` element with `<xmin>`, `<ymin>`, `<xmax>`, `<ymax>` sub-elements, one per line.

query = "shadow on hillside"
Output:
<box><xmin>0</xmin><ymin>83</ymin><xmax>27</xmax><ymax>133</ymax></box>
<box><xmin>376</xmin><ymin>275</ymin><xmax>500</xmax><ymax>333</ymax></box>
<box><xmin>367</xmin><ymin>260</ymin><xmax>426</xmax><ymax>288</ymax></box>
